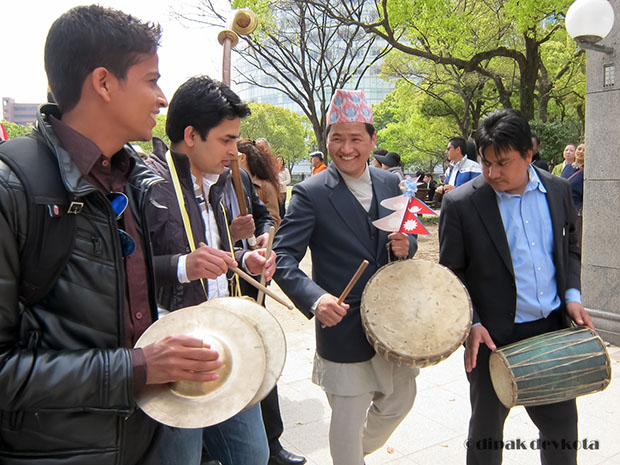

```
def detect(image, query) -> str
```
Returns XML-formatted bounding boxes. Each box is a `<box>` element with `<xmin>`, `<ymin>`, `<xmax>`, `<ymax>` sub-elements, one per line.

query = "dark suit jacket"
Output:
<box><xmin>273</xmin><ymin>165</ymin><xmax>417</xmax><ymax>363</ymax></box>
<box><xmin>438</xmin><ymin>168</ymin><xmax>580</xmax><ymax>345</ymax></box>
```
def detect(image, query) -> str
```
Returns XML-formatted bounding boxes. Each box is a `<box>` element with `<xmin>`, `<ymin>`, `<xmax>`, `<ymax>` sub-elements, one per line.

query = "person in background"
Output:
<box><xmin>552</xmin><ymin>143</ymin><xmax>576</xmax><ymax>176</ymax></box>
<box><xmin>375</xmin><ymin>151</ymin><xmax>405</xmax><ymax>181</ymax></box>
<box><xmin>372</xmin><ymin>147</ymin><xmax>387</xmax><ymax>168</ymax></box>
<box><xmin>276</xmin><ymin>155</ymin><xmax>291</xmax><ymax>218</ymax></box>
<box><xmin>238</xmin><ymin>139</ymin><xmax>282</xmax><ymax>229</ymax></box>
<box><xmin>436</xmin><ymin>136</ymin><xmax>482</xmax><ymax>195</ymax></box>
<box><xmin>465</xmin><ymin>139</ymin><xmax>478</xmax><ymax>162</ymax></box>
<box><xmin>311</xmin><ymin>150</ymin><xmax>327</xmax><ymax>175</ymax></box>
<box><xmin>423</xmin><ymin>173</ymin><xmax>437</xmax><ymax>201</ymax></box>
<box><xmin>531</xmin><ymin>133</ymin><xmax>550</xmax><ymax>171</ymax></box>
<box><xmin>561</xmin><ymin>142</ymin><xmax>585</xmax><ymax>246</ymax></box>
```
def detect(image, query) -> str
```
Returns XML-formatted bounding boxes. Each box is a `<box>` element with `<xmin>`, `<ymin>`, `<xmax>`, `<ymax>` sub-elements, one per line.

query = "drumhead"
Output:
<box><xmin>361</xmin><ymin>259</ymin><xmax>472</xmax><ymax>367</ymax></box>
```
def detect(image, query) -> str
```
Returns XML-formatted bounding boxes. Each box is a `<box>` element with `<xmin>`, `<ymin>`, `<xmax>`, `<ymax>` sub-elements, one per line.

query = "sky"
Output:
<box><xmin>0</xmin><ymin>1</ymin><xmax>229</xmax><ymax>107</ymax></box>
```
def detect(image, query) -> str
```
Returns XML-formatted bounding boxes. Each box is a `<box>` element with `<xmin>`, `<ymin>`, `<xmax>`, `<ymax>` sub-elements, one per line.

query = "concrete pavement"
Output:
<box><xmin>264</xmin><ymin>251</ymin><xmax>620</xmax><ymax>465</ymax></box>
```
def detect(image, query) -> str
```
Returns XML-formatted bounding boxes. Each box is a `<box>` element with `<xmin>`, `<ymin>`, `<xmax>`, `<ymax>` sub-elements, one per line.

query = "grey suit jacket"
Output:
<box><xmin>438</xmin><ymin>168</ymin><xmax>581</xmax><ymax>345</ymax></box>
<box><xmin>273</xmin><ymin>164</ymin><xmax>417</xmax><ymax>362</ymax></box>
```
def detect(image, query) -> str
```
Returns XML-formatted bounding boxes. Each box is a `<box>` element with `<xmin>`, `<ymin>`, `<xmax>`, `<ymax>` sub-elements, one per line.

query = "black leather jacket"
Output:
<box><xmin>0</xmin><ymin>105</ymin><xmax>161</xmax><ymax>465</ymax></box>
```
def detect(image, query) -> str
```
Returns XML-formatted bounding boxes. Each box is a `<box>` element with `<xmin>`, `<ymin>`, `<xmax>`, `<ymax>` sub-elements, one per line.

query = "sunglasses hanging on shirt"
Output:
<box><xmin>107</xmin><ymin>192</ymin><xmax>136</xmax><ymax>257</ymax></box>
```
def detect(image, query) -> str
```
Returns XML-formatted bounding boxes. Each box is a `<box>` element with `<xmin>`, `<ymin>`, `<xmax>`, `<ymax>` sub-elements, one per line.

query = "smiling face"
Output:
<box><xmin>575</xmin><ymin>143</ymin><xmax>585</xmax><ymax>165</ymax></box>
<box><xmin>326</xmin><ymin>122</ymin><xmax>376</xmax><ymax>178</ymax></box>
<box><xmin>187</xmin><ymin>117</ymin><xmax>241</xmax><ymax>178</ymax></box>
<box><xmin>111</xmin><ymin>52</ymin><xmax>167</xmax><ymax>142</ymax></box>
<box><xmin>481</xmin><ymin>146</ymin><xmax>532</xmax><ymax>195</ymax></box>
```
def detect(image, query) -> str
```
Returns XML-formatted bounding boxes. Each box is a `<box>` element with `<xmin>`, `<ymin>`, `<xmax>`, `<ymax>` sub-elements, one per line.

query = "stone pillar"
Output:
<box><xmin>582</xmin><ymin>0</ymin><xmax>620</xmax><ymax>344</ymax></box>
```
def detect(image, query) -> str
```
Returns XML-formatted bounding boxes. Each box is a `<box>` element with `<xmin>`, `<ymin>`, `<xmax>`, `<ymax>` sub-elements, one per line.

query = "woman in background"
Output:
<box><xmin>238</xmin><ymin>138</ymin><xmax>282</xmax><ymax>228</ymax></box>
<box><xmin>276</xmin><ymin>156</ymin><xmax>290</xmax><ymax>218</ymax></box>
<box><xmin>552</xmin><ymin>143</ymin><xmax>576</xmax><ymax>176</ymax></box>
<box><xmin>561</xmin><ymin>142</ymin><xmax>585</xmax><ymax>246</ymax></box>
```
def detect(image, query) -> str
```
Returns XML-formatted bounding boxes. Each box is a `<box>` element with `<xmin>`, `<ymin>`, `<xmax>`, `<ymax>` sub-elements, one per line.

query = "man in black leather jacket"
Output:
<box><xmin>0</xmin><ymin>6</ymin><xmax>226</xmax><ymax>465</ymax></box>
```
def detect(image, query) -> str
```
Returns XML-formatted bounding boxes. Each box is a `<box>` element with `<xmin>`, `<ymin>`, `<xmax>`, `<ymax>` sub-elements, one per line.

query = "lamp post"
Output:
<box><xmin>566</xmin><ymin>0</ymin><xmax>615</xmax><ymax>53</ymax></box>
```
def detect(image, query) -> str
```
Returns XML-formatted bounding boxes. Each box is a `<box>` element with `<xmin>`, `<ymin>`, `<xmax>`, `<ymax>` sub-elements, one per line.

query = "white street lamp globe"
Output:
<box><xmin>566</xmin><ymin>0</ymin><xmax>615</xmax><ymax>43</ymax></box>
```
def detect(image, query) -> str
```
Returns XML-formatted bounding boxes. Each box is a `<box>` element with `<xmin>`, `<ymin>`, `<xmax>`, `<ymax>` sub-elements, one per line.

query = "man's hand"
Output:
<box><xmin>465</xmin><ymin>324</ymin><xmax>496</xmax><ymax>373</ymax></box>
<box><xmin>142</xmin><ymin>335</ymin><xmax>223</xmax><ymax>384</ymax></box>
<box><xmin>230</xmin><ymin>214</ymin><xmax>255</xmax><ymax>243</ymax></box>
<box><xmin>315</xmin><ymin>294</ymin><xmax>349</xmax><ymax>327</ymax></box>
<box><xmin>255</xmin><ymin>232</ymin><xmax>269</xmax><ymax>248</ymax></box>
<box><xmin>244</xmin><ymin>248</ymin><xmax>277</xmax><ymax>281</ymax></box>
<box><xmin>566</xmin><ymin>302</ymin><xmax>594</xmax><ymax>330</ymax></box>
<box><xmin>186</xmin><ymin>244</ymin><xmax>236</xmax><ymax>281</ymax></box>
<box><xmin>436</xmin><ymin>185</ymin><xmax>455</xmax><ymax>195</ymax></box>
<box><xmin>388</xmin><ymin>232</ymin><xmax>410</xmax><ymax>258</ymax></box>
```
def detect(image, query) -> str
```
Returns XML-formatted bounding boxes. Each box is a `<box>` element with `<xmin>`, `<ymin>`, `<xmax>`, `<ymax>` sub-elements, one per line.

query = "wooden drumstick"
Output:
<box><xmin>322</xmin><ymin>259</ymin><xmax>369</xmax><ymax>328</ymax></box>
<box><xmin>256</xmin><ymin>226</ymin><xmax>276</xmax><ymax>306</ymax></box>
<box><xmin>229</xmin><ymin>155</ymin><xmax>258</xmax><ymax>249</ymax></box>
<box><xmin>229</xmin><ymin>265</ymin><xmax>293</xmax><ymax>310</ymax></box>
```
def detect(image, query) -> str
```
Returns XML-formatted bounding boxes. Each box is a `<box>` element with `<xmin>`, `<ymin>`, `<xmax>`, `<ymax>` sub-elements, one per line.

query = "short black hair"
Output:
<box><xmin>448</xmin><ymin>137</ymin><xmax>467</xmax><ymax>156</ymax></box>
<box><xmin>373</xmin><ymin>148</ymin><xmax>388</xmax><ymax>156</ymax></box>
<box><xmin>166</xmin><ymin>75</ymin><xmax>251</xmax><ymax>143</ymax></box>
<box><xmin>465</xmin><ymin>139</ymin><xmax>477</xmax><ymax>160</ymax></box>
<box><xmin>326</xmin><ymin>123</ymin><xmax>375</xmax><ymax>138</ymax></box>
<box><xmin>44</xmin><ymin>5</ymin><xmax>161</xmax><ymax>113</ymax></box>
<box><xmin>474</xmin><ymin>109</ymin><xmax>533</xmax><ymax>160</ymax></box>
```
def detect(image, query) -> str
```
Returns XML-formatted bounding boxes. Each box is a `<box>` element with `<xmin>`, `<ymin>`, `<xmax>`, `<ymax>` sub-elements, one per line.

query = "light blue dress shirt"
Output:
<box><xmin>495</xmin><ymin>166</ymin><xmax>581</xmax><ymax>323</ymax></box>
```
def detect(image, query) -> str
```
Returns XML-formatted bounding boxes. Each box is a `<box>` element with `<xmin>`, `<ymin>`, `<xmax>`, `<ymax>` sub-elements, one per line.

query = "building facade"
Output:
<box><xmin>2</xmin><ymin>98</ymin><xmax>39</xmax><ymax>126</ymax></box>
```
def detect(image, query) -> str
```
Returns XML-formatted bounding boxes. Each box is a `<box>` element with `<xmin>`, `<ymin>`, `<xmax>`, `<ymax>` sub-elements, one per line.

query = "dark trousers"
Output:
<box><xmin>261</xmin><ymin>385</ymin><xmax>285</xmax><ymax>455</ymax></box>
<box><xmin>467</xmin><ymin>311</ymin><xmax>578</xmax><ymax>465</ymax></box>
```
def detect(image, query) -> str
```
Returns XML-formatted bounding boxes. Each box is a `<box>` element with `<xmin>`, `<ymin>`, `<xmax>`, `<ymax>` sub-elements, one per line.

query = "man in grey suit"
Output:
<box><xmin>439</xmin><ymin>109</ymin><xmax>593</xmax><ymax>465</ymax></box>
<box><xmin>273</xmin><ymin>89</ymin><xmax>418</xmax><ymax>465</ymax></box>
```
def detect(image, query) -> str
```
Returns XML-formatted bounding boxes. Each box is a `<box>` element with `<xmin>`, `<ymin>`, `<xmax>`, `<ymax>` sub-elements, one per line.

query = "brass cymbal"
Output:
<box><xmin>134</xmin><ymin>306</ymin><xmax>266</xmax><ymax>428</ymax></box>
<box><xmin>201</xmin><ymin>297</ymin><xmax>287</xmax><ymax>407</ymax></box>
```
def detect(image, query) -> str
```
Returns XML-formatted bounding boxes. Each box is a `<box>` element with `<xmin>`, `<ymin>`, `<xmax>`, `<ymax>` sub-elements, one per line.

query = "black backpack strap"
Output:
<box><xmin>0</xmin><ymin>134</ymin><xmax>79</xmax><ymax>306</ymax></box>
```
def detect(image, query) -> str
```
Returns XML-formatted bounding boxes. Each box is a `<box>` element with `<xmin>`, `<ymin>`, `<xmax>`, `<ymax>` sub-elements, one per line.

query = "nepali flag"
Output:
<box><xmin>0</xmin><ymin>123</ymin><xmax>8</xmax><ymax>142</ymax></box>
<box><xmin>372</xmin><ymin>177</ymin><xmax>437</xmax><ymax>235</ymax></box>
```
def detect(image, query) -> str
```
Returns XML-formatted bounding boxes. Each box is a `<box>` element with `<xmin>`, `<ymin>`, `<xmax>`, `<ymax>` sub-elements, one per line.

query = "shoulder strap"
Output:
<box><xmin>165</xmin><ymin>150</ymin><xmax>208</xmax><ymax>299</ymax></box>
<box><xmin>566</xmin><ymin>166</ymin><xmax>584</xmax><ymax>181</ymax></box>
<box><xmin>0</xmin><ymin>134</ymin><xmax>79</xmax><ymax>306</ymax></box>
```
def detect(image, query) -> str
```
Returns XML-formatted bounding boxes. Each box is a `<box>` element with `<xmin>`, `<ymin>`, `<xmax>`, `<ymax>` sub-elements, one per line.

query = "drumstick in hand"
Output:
<box><xmin>229</xmin><ymin>265</ymin><xmax>293</xmax><ymax>310</ymax></box>
<box><xmin>322</xmin><ymin>259</ymin><xmax>369</xmax><ymax>328</ymax></box>
<box><xmin>256</xmin><ymin>226</ymin><xmax>275</xmax><ymax>306</ymax></box>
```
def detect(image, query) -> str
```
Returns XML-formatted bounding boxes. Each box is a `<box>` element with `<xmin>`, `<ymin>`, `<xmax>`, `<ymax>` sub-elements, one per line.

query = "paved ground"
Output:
<box><xmin>263</xmin><ymin>223</ymin><xmax>620</xmax><ymax>464</ymax></box>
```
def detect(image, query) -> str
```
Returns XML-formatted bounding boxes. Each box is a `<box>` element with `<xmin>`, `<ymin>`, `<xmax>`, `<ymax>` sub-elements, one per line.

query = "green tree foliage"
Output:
<box><xmin>530</xmin><ymin>120</ymin><xmax>583</xmax><ymax>167</ymax></box>
<box><xmin>241</xmin><ymin>102</ymin><xmax>307</xmax><ymax>169</ymax></box>
<box><xmin>373</xmin><ymin>84</ymin><xmax>449</xmax><ymax>173</ymax></box>
<box><xmin>308</xmin><ymin>0</ymin><xmax>586</xmax><ymax>122</ymax></box>
<box><xmin>1</xmin><ymin>121</ymin><xmax>31</xmax><ymax>139</ymax></box>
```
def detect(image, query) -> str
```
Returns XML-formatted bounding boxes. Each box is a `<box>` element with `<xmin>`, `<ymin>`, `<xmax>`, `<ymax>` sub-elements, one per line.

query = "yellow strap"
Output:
<box><xmin>220</xmin><ymin>201</ymin><xmax>241</xmax><ymax>297</ymax></box>
<box><xmin>165</xmin><ymin>150</ymin><xmax>208</xmax><ymax>298</ymax></box>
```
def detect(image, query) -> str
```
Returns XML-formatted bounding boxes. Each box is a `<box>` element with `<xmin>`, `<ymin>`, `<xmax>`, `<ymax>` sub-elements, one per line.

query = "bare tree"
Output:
<box><xmin>174</xmin><ymin>0</ymin><xmax>392</xmax><ymax>156</ymax></box>
<box><xmin>305</xmin><ymin>0</ymin><xmax>585</xmax><ymax>122</ymax></box>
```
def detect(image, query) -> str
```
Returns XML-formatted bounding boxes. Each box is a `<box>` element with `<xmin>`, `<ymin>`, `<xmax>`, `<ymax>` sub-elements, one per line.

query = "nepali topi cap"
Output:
<box><xmin>326</xmin><ymin>89</ymin><xmax>374</xmax><ymax>125</ymax></box>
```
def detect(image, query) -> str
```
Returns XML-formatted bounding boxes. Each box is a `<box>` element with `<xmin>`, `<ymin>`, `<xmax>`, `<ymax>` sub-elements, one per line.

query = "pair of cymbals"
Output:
<box><xmin>134</xmin><ymin>297</ymin><xmax>286</xmax><ymax>428</ymax></box>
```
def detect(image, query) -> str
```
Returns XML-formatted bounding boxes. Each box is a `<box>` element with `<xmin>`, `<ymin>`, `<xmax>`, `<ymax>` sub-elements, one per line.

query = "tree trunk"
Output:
<box><xmin>519</xmin><ymin>34</ymin><xmax>539</xmax><ymax>121</ymax></box>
